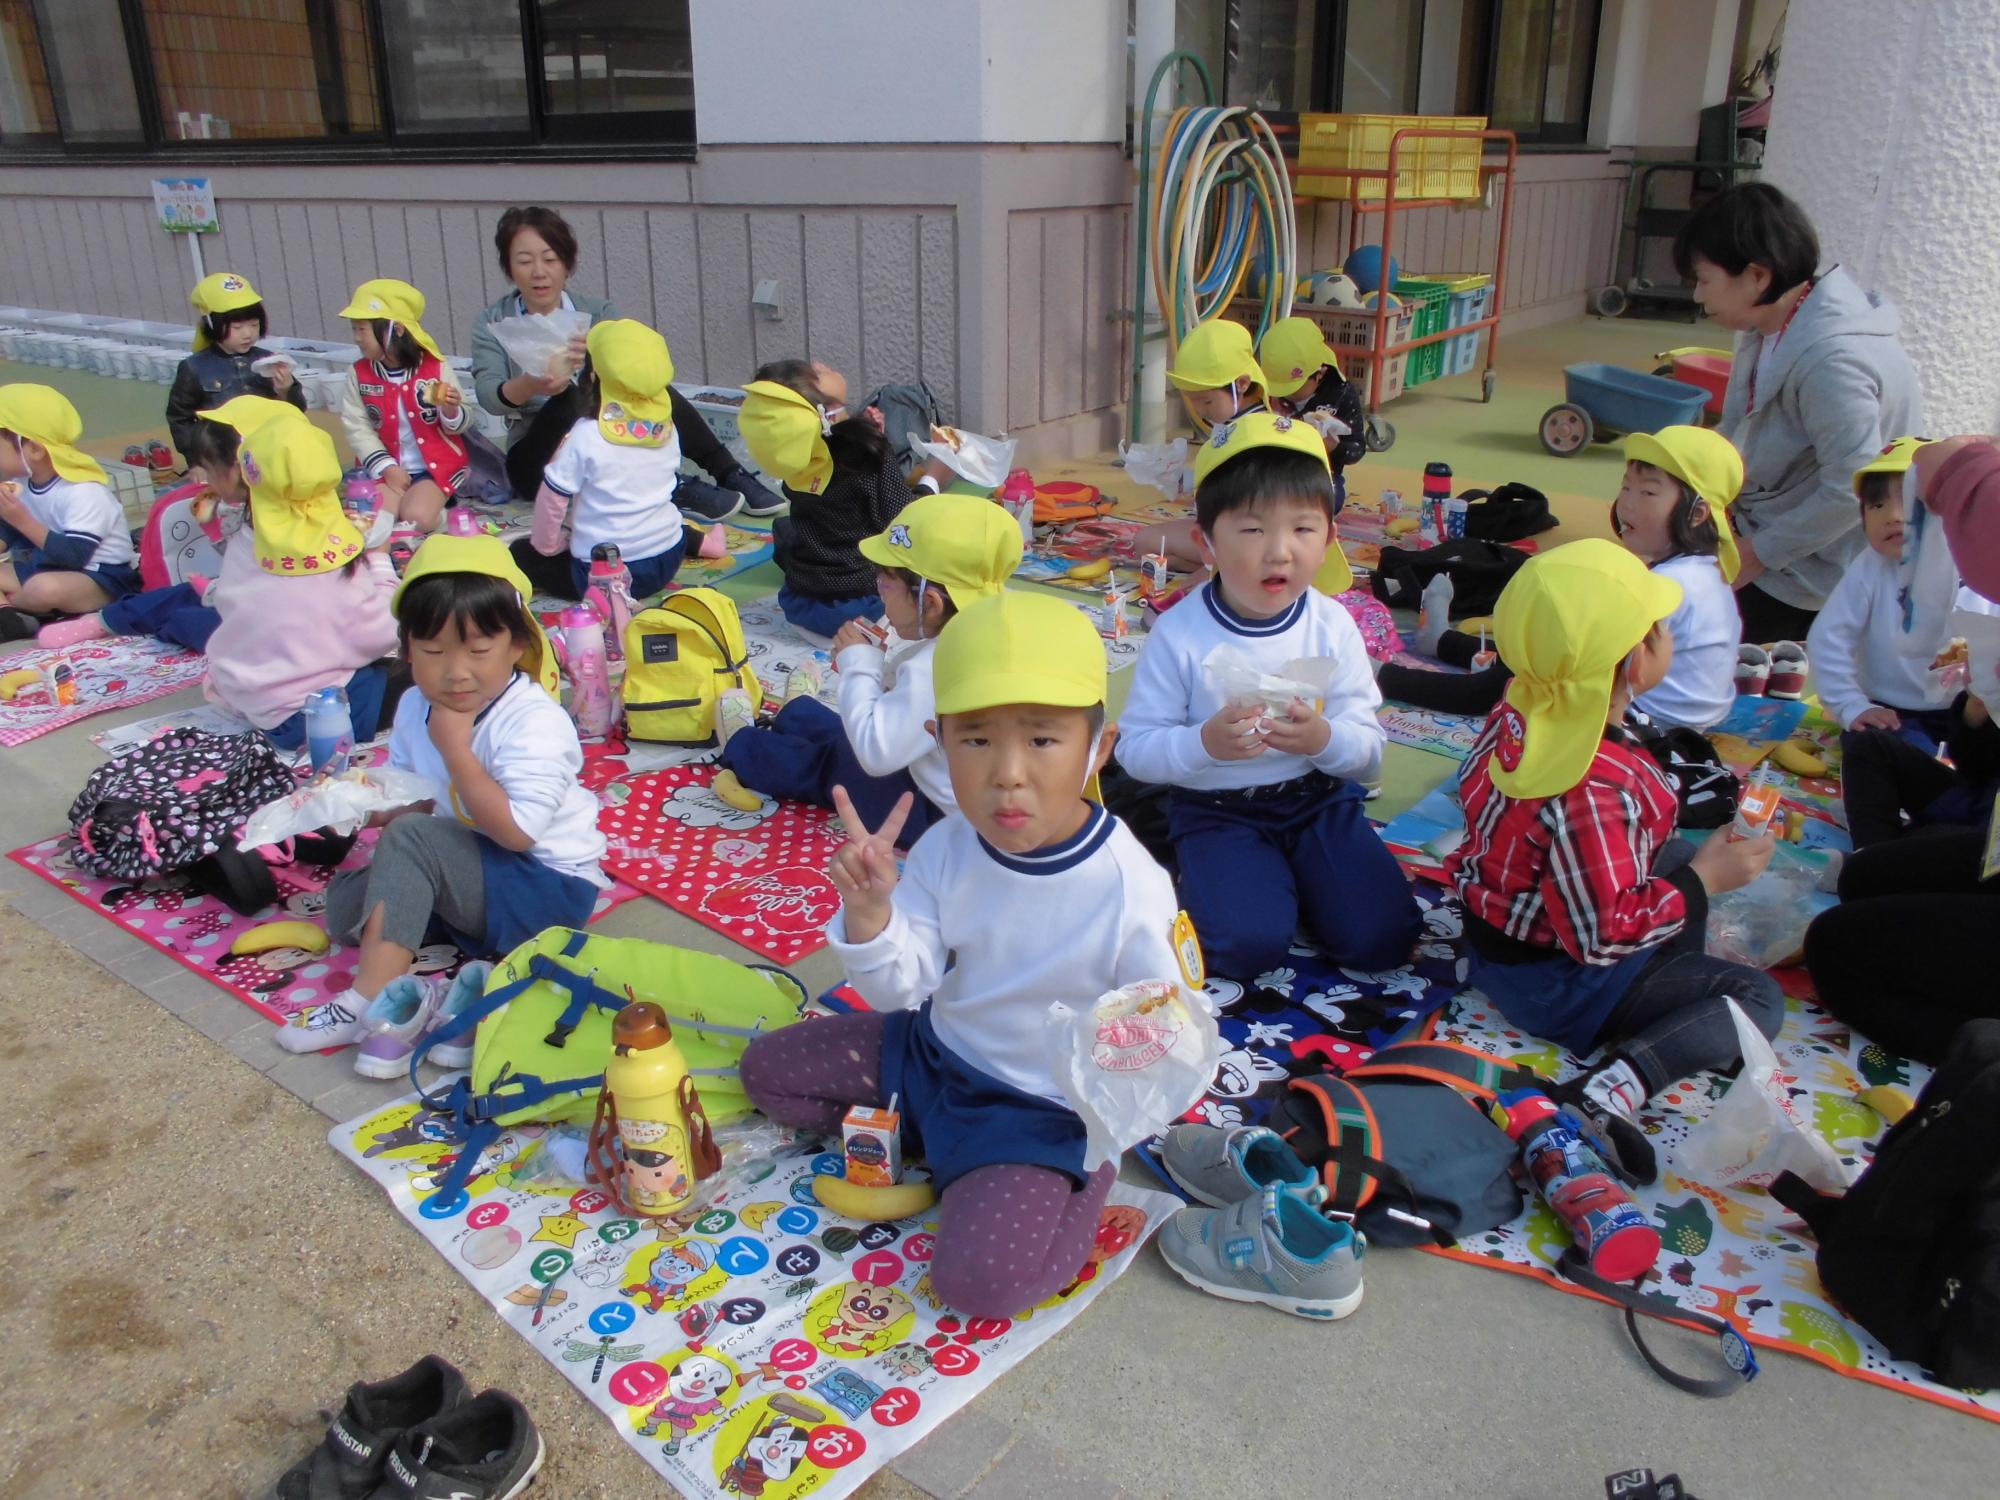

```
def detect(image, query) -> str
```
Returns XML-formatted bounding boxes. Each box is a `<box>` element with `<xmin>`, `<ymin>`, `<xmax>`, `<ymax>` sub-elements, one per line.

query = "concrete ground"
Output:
<box><xmin>2</xmin><ymin>316</ymin><xmax>1994</xmax><ymax>1498</ymax></box>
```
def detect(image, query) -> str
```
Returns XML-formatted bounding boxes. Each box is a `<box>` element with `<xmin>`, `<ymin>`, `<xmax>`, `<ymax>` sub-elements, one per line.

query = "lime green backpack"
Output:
<box><xmin>414</xmin><ymin>927</ymin><xmax>806</xmax><ymax>1204</ymax></box>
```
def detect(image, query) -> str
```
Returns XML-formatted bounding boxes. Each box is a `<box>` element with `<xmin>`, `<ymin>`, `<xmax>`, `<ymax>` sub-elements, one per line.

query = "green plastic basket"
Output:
<box><xmin>1393</xmin><ymin>278</ymin><xmax>1452</xmax><ymax>387</ymax></box>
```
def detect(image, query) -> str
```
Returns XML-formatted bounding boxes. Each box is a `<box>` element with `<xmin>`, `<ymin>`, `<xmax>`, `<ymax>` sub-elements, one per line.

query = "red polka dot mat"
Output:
<box><xmin>597</xmin><ymin>766</ymin><xmax>845</xmax><ymax>964</ymax></box>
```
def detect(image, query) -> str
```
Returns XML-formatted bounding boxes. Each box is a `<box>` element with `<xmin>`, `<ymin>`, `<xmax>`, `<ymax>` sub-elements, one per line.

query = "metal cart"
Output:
<box><xmin>1593</xmin><ymin>157</ymin><xmax>1756</xmax><ymax>320</ymax></box>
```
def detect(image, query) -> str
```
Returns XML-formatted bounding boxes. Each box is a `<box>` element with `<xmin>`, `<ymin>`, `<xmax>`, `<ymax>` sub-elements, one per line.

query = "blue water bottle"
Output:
<box><xmin>304</xmin><ymin>685</ymin><xmax>354</xmax><ymax>775</ymax></box>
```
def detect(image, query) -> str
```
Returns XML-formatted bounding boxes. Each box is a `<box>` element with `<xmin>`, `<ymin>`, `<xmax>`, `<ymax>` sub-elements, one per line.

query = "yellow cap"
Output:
<box><xmin>585</xmin><ymin>320</ymin><xmax>674</xmax><ymax>447</ymax></box>
<box><xmin>1257</xmin><ymin>316</ymin><xmax>1342</xmax><ymax>399</ymax></box>
<box><xmin>739</xmin><ymin>380</ymin><xmax>833</xmax><ymax>496</ymax></box>
<box><xmin>1166</xmin><ymin>319</ymin><xmax>1262</xmax><ymax>392</ymax></box>
<box><xmin>856</xmin><ymin>492</ymin><xmax>1024</xmax><ymax>609</ymax></box>
<box><xmin>338</xmin><ymin>278</ymin><xmax>443</xmax><ymax>362</ymax></box>
<box><xmin>392</xmin><ymin>535</ymin><xmax>560</xmax><ymax>698</ymax></box>
<box><xmin>1489</xmin><ymin>539</ymin><xmax>1684</xmax><ymax>798</ymax></box>
<box><xmin>933</xmin><ymin>590</ymin><xmax>1105</xmax><ymax>715</ymax></box>
<box><xmin>201</xmin><ymin>393</ymin><xmax>304</xmax><ymax>443</ymax></box>
<box><xmin>1853</xmin><ymin>435</ymin><xmax>1927</xmax><ymax>492</ymax></box>
<box><xmin>189</xmin><ymin>271</ymin><xmax>265</xmax><ymax>350</ymax></box>
<box><xmin>236</xmin><ymin>416</ymin><xmax>366</xmax><ymax>577</ymax></box>
<box><xmin>1191</xmin><ymin>412</ymin><xmax>1352</xmax><ymax>596</ymax></box>
<box><xmin>1622</xmin><ymin>426</ymin><xmax>1746</xmax><ymax>581</ymax></box>
<box><xmin>0</xmin><ymin>383</ymin><xmax>108</xmax><ymax>485</ymax></box>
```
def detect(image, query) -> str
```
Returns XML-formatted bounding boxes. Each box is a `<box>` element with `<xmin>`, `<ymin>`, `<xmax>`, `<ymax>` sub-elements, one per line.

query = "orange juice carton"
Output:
<box><xmin>1082</xmin><ymin>586</ymin><xmax>1131</xmax><ymax>641</ymax></box>
<box><xmin>842</xmin><ymin>1098</ymin><xmax>904</xmax><ymax>1187</ymax></box>
<box><xmin>1730</xmin><ymin>764</ymin><xmax>1783</xmax><ymax>840</ymax></box>
<box><xmin>1138</xmin><ymin>552</ymin><xmax>1171</xmax><ymax>600</ymax></box>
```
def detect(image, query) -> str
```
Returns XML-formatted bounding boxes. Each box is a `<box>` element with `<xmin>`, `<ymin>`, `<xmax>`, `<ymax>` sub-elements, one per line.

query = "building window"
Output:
<box><xmin>0</xmin><ymin>0</ymin><xmax>696</xmax><ymax>155</ymax></box>
<box><xmin>379</xmin><ymin>0</ymin><xmax>532</xmax><ymax>136</ymax></box>
<box><xmin>532</xmin><ymin>0</ymin><xmax>695</xmax><ymax>142</ymax></box>
<box><xmin>0</xmin><ymin>0</ymin><xmax>57</xmax><ymax>140</ymax></box>
<box><xmin>1173</xmin><ymin>0</ymin><xmax>1601</xmax><ymax>144</ymax></box>
<box><xmin>136</xmin><ymin>0</ymin><xmax>380</xmax><ymax>142</ymax></box>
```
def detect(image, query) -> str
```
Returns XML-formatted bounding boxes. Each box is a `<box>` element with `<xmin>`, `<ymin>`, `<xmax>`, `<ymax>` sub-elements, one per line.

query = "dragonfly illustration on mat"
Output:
<box><xmin>562</xmin><ymin>1333</ymin><xmax>645</xmax><ymax>1384</ymax></box>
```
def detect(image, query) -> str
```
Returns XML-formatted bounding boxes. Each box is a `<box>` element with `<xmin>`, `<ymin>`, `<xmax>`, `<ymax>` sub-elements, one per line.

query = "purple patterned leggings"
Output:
<box><xmin>739</xmin><ymin>1012</ymin><xmax>1115</xmax><ymax>1319</ymax></box>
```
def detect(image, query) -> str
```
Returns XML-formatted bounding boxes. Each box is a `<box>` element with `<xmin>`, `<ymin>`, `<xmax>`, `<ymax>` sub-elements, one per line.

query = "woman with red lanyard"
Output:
<box><xmin>1673</xmin><ymin>183</ymin><xmax>1923</xmax><ymax>644</ymax></box>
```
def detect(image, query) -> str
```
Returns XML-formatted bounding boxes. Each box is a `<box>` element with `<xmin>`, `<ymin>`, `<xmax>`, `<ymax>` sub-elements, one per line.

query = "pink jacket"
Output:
<box><xmin>1929</xmin><ymin>441</ymin><xmax>2000</xmax><ymax>603</ymax></box>
<box><xmin>205</xmin><ymin>541</ymin><xmax>400</xmax><ymax>729</ymax></box>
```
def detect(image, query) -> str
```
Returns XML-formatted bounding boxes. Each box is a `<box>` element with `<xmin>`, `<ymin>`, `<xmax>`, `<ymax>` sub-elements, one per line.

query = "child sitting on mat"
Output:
<box><xmin>0</xmin><ymin>384</ymin><xmax>142</xmax><ymax>643</ymax></box>
<box><xmin>741</xmin><ymin>359</ymin><xmax>911</xmax><ymax>640</ymax></box>
<box><xmin>1133</xmin><ymin>319</ymin><xmax>1268</xmax><ymax>579</ymax></box>
<box><xmin>1447</xmin><ymin>540</ymin><xmax>1782</xmax><ymax>1128</ymax></box>
<box><xmin>1117</xmin><ymin>413</ymin><xmax>1420</xmax><ymax>981</ymax></box>
<box><xmin>338</xmin><ymin>278</ymin><xmax>471</xmax><ymax>534</ymax></box>
<box><xmin>277</xmin><ymin>535</ymin><xmax>606</xmax><ymax>1058</ymax></box>
<box><xmin>165</xmin><ymin>271</ymin><xmax>306</xmax><ymax>466</ymax></box>
<box><xmin>715</xmin><ymin>491</ymin><xmax>1023</xmax><ymax>842</ymax></box>
<box><xmin>739</xmin><ymin>591</ymin><xmax>1188</xmax><ymax>1318</ymax></box>
<box><xmin>200</xmin><ymin>398</ymin><xmax>400</xmax><ymax>752</ymax></box>
<box><xmin>1378</xmin><ymin>427</ymin><xmax>1745</xmax><ymax>732</ymax></box>
<box><xmin>523</xmin><ymin>319</ymin><xmax>688</xmax><ymax>600</ymax></box>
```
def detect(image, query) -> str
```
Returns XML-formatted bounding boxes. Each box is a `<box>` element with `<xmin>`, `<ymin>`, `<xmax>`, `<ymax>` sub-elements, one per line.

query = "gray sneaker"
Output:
<box><xmin>1158</xmin><ymin>1184</ymin><xmax>1364</xmax><ymax>1320</ymax></box>
<box><xmin>1159</xmin><ymin>1123</ymin><xmax>1321</xmax><ymax>1207</ymax></box>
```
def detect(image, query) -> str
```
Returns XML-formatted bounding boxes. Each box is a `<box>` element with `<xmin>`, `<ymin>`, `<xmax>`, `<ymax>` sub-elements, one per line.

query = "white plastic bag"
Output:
<box><xmin>1670</xmin><ymin>999</ymin><xmax>1856</xmax><ymax>1193</ymax></box>
<box><xmin>1119</xmin><ymin>438</ymin><xmax>1192</xmax><ymax>500</ymax></box>
<box><xmin>909</xmin><ymin>426</ymin><xmax>1017</xmax><ymax>491</ymax></box>
<box><xmin>1047</xmin><ymin>980</ymin><xmax>1221</xmax><ymax>1170</ymax></box>
<box><xmin>1203</xmin><ymin>643</ymin><xmax>1339</xmax><ymax>717</ymax></box>
<box><xmin>239</xmin><ymin>766</ymin><xmax>441</xmax><ymax>850</ymax></box>
<box><xmin>487</xmin><ymin>309</ymin><xmax>593</xmax><ymax>381</ymax></box>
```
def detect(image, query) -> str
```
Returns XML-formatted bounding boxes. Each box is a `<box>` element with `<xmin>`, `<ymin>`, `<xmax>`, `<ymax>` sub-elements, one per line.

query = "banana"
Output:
<box><xmin>812</xmin><ymin>1173</ymin><xmax>937</xmax><ymax>1222</ymax></box>
<box><xmin>1772</xmin><ymin>738</ymin><xmax>1828</xmax><ymax>778</ymax></box>
<box><xmin>740</xmin><ymin>1200</ymin><xmax>784</xmax><ymax>1232</ymax></box>
<box><xmin>230</xmin><ymin>920</ymin><xmax>331</xmax><ymax>957</ymax></box>
<box><xmin>1456</xmin><ymin>615</ymin><xmax>1493</xmax><ymax>636</ymax></box>
<box><xmin>1856</xmin><ymin>1085</ymin><xmax>1916</xmax><ymax>1125</ymax></box>
<box><xmin>1065</xmin><ymin>557</ymin><xmax>1112</xmax><ymax>583</ymax></box>
<box><xmin>711</xmin><ymin>770</ymin><xmax>766</xmax><ymax>812</ymax></box>
<box><xmin>0</xmin><ymin>668</ymin><xmax>43</xmax><ymax>700</ymax></box>
<box><xmin>1387</xmin><ymin>517</ymin><xmax>1419</xmax><ymax>536</ymax></box>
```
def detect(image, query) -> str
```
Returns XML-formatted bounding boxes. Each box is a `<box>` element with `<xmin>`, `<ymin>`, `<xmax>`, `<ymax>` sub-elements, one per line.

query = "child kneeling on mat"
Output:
<box><xmin>1117</xmin><ymin>412</ymin><xmax>1421</xmax><ymax>981</ymax></box>
<box><xmin>277</xmin><ymin>536</ymin><xmax>607</xmax><ymax>1062</ymax></box>
<box><xmin>738</xmin><ymin>591</ymin><xmax>1188</xmax><ymax>1318</ymax></box>
<box><xmin>1447</xmin><ymin>540</ymin><xmax>1783</xmax><ymax>1126</ymax></box>
<box><xmin>714</xmin><ymin>491</ymin><xmax>1023</xmax><ymax>842</ymax></box>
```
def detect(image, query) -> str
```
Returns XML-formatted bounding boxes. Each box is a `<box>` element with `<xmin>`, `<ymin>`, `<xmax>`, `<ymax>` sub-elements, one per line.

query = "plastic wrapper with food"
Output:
<box><xmin>1046</xmin><ymin>979</ymin><xmax>1220</xmax><ymax>1170</ymax></box>
<box><xmin>1203</xmin><ymin>643</ymin><xmax>1340</xmax><ymax>718</ymax></box>
<box><xmin>486</xmin><ymin>308</ymin><xmax>593</xmax><ymax>380</ymax></box>
<box><xmin>239</xmin><ymin>766</ymin><xmax>443</xmax><ymax>849</ymax></box>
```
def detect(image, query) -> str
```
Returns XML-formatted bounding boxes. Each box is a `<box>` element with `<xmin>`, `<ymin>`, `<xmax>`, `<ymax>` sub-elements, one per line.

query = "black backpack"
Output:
<box><xmin>1626</xmin><ymin>716</ymin><xmax>1740</xmax><ymax>830</ymax></box>
<box><xmin>1370</xmin><ymin>538</ymin><xmax>1530</xmax><ymax>619</ymax></box>
<box><xmin>1773</xmin><ymin>1019</ymin><xmax>2000</xmax><ymax>1388</ymax></box>
<box><xmin>69</xmin><ymin>729</ymin><xmax>297</xmax><ymax>883</ymax></box>
<box><xmin>1459</xmin><ymin>482</ymin><xmax>1558</xmax><ymax>544</ymax></box>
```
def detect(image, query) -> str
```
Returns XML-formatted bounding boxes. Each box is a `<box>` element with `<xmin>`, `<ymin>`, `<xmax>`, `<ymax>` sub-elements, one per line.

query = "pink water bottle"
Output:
<box><xmin>445</xmin><ymin>507</ymin><xmax>483</xmax><ymax>537</ymax></box>
<box><xmin>558</xmin><ymin>605</ymin><xmax>616</xmax><ymax>741</ymax></box>
<box><xmin>587</xmin><ymin>542</ymin><xmax>635</xmax><ymax>661</ymax></box>
<box><xmin>998</xmin><ymin>469</ymin><xmax>1036</xmax><ymax>546</ymax></box>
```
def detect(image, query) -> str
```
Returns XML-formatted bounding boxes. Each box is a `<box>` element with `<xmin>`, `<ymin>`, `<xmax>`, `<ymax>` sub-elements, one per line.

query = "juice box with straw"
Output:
<box><xmin>843</xmin><ymin>1095</ymin><xmax>903</xmax><ymax>1187</ymax></box>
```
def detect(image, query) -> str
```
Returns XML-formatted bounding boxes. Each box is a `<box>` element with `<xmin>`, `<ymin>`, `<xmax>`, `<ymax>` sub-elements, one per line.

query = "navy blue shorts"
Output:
<box><xmin>878</xmin><ymin>1005</ymin><xmax>1089</xmax><ymax>1191</ymax></box>
<box><xmin>440</xmin><ymin>837</ymin><xmax>601</xmax><ymax>959</ymax></box>
<box><xmin>10</xmin><ymin>549</ymin><xmax>141</xmax><ymax>602</ymax></box>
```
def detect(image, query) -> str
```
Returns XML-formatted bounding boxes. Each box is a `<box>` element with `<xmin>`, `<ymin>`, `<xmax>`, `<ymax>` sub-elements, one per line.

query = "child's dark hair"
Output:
<box><xmin>204</xmin><ymin>303</ymin><xmax>268</xmax><ymax>346</ymax></box>
<box><xmin>754</xmin><ymin>357</ymin><xmax>894</xmax><ymax>472</ymax></box>
<box><xmin>878</xmin><ymin>566</ymin><xmax>959</xmax><ymax>625</ymax></box>
<box><xmin>1628</xmin><ymin>461</ymin><xmax>1722</xmax><ymax>559</ymax></box>
<box><xmin>1672</xmin><ymin>183</ymin><xmax>1820</xmax><ymax>303</ymax></box>
<box><xmin>1194</xmin><ymin>447</ymin><xmax>1336</xmax><ymax>532</ymax></box>
<box><xmin>1857</xmin><ymin>472</ymin><xmax>1899</xmax><ymax>508</ymax></box>
<box><xmin>182</xmin><ymin>418</ymin><xmax>240</xmax><ymax>477</ymax></box>
<box><xmin>368</xmin><ymin>318</ymin><xmax>428</xmax><ymax>371</ymax></box>
<box><xmin>396</xmin><ymin>571</ymin><xmax>531</xmax><ymax>655</ymax></box>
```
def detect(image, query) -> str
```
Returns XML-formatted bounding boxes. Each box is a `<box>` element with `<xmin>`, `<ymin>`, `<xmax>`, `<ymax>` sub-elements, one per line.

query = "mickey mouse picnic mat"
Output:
<box><xmin>331</xmin><ymin>1097</ymin><xmax>1178</xmax><ymax>1500</ymax></box>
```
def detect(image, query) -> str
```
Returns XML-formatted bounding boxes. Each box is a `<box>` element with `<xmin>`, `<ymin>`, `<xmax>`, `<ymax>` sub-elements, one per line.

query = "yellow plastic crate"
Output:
<box><xmin>1401</xmin><ymin>271</ymin><xmax>1493</xmax><ymax>294</ymax></box>
<box><xmin>1295</xmin><ymin>114</ymin><xmax>1488</xmax><ymax>202</ymax></box>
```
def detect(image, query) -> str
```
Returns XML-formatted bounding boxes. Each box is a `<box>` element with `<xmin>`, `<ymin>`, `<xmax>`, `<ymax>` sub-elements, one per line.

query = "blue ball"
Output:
<box><xmin>1343</xmin><ymin>245</ymin><xmax>1400</xmax><ymax>296</ymax></box>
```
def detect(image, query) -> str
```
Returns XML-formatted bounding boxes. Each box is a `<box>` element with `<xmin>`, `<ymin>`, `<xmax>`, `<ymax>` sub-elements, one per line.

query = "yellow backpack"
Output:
<box><xmin>620</xmin><ymin>586</ymin><xmax>760</xmax><ymax>743</ymax></box>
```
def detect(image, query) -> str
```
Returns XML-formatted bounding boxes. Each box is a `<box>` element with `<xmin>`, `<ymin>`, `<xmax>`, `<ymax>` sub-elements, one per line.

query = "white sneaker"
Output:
<box><xmin>274</xmin><ymin>990</ymin><xmax>369</xmax><ymax>1053</ymax></box>
<box><xmin>352</xmin><ymin>975</ymin><xmax>442</xmax><ymax>1079</ymax></box>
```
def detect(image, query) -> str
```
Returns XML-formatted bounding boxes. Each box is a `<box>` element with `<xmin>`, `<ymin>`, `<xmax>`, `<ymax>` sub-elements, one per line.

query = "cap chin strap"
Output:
<box><xmin>1080</xmin><ymin>727</ymin><xmax>1103</xmax><ymax>799</ymax></box>
<box><xmin>913</xmin><ymin>579</ymin><xmax>932</xmax><ymax>640</ymax></box>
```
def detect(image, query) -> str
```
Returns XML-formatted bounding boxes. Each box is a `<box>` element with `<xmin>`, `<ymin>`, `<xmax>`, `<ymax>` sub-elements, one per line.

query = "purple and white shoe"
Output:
<box><xmin>354</xmin><ymin>975</ymin><xmax>441</xmax><ymax>1080</ymax></box>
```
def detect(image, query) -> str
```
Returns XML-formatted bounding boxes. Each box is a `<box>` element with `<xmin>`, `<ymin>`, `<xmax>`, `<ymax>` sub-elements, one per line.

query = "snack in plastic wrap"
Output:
<box><xmin>1119</xmin><ymin>437</ymin><xmax>1193</xmax><ymax>500</ymax></box>
<box><xmin>1046</xmin><ymin>979</ymin><xmax>1221</xmax><ymax>1170</ymax></box>
<box><xmin>239</xmin><ymin>766</ymin><xmax>442</xmax><ymax>849</ymax></box>
<box><xmin>1671</xmin><ymin>999</ymin><xmax>1856</xmax><ymax>1193</ymax></box>
<box><xmin>1203</xmin><ymin>643</ymin><xmax>1340</xmax><ymax>721</ymax></box>
<box><xmin>486</xmin><ymin>308</ymin><xmax>593</xmax><ymax>381</ymax></box>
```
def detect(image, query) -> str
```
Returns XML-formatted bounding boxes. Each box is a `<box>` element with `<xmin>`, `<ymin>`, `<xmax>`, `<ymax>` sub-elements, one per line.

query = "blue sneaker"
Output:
<box><xmin>1159</xmin><ymin>1123</ymin><xmax>1321</xmax><ymax>1207</ymax></box>
<box><xmin>424</xmin><ymin>962</ymin><xmax>493</xmax><ymax>1070</ymax></box>
<box><xmin>1158</xmin><ymin>1184</ymin><xmax>1365</xmax><ymax>1320</ymax></box>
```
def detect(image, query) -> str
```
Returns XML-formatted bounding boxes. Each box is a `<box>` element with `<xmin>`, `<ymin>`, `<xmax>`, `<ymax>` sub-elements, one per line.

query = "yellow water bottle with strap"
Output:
<box><xmin>586</xmin><ymin>1002</ymin><xmax>720</xmax><ymax>1216</ymax></box>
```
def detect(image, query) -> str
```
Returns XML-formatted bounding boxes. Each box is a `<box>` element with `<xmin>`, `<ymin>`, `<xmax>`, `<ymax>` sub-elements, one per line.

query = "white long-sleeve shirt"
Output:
<box><xmin>828</xmin><ymin>807</ymin><xmax>1183</xmax><ymax>1103</ymax></box>
<box><xmin>835</xmin><ymin>635</ymin><xmax>953</xmax><ymax>812</ymax></box>
<box><xmin>1806</xmin><ymin>546</ymin><xmax>1955</xmax><ymax>728</ymax></box>
<box><xmin>1117</xmin><ymin>580</ymin><xmax>1384</xmax><ymax>790</ymax></box>
<box><xmin>1634</xmin><ymin>553</ymin><xmax>1740</xmax><ymax>731</ymax></box>
<box><xmin>388</xmin><ymin>671</ymin><xmax>609</xmax><ymax>887</ymax></box>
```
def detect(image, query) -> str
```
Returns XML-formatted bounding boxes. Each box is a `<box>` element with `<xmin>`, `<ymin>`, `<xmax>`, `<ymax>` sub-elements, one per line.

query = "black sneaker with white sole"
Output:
<box><xmin>366</xmin><ymin>1389</ymin><xmax>544</xmax><ymax>1500</ymax></box>
<box><xmin>674</xmin><ymin>477</ymin><xmax>746</xmax><ymax>524</ymax></box>
<box><xmin>724</xmin><ymin>466</ymin><xmax>789</xmax><ymax>517</ymax></box>
<box><xmin>274</xmin><ymin>1354</ymin><xmax>471</xmax><ymax>1500</ymax></box>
